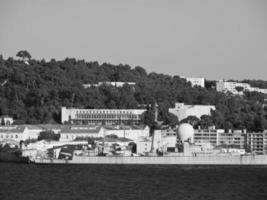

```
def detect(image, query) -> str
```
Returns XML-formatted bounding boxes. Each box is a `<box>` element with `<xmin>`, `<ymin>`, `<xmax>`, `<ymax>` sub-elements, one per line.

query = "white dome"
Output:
<box><xmin>178</xmin><ymin>123</ymin><xmax>194</xmax><ymax>143</ymax></box>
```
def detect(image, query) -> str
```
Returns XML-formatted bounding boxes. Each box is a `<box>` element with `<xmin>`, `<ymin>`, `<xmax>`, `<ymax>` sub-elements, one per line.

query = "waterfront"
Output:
<box><xmin>1</xmin><ymin>163</ymin><xmax>267</xmax><ymax>200</ymax></box>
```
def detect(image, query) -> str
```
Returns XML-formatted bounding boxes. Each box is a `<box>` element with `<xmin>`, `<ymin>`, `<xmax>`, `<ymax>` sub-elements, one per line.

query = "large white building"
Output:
<box><xmin>194</xmin><ymin>128</ymin><xmax>245</xmax><ymax>148</ymax></box>
<box><xmin>59</xmin><ymin>124</ymin><xmax>149</xmax><ymax>142</ymax></box>
<box><xmin>168</xmin><ymin>103</ymin><xmax>215</xmax><ymax>121</ymax></box>
<box><xmin>0</xmin><ymin>125</ymin><xmax>43</xmax><ymax>142</ymax></box>
<box><xmin>103</xmin><ymin>125</ymin><xmax>150</xmax><ymax>142</ymax></box>
<box><xmin>216</xmin><ymin>80</ymin><xmax>267</xmax><ymax>95</ymax></box>
<box><xmin>59</xmin><ymin>125</ymin><xmax>104</xmax><ymax>141</ymax></box>
<box><xmin>61</xmin><ymin>107</ymin><xmax>146</xmax><ymax>125</ymax></box>
<box><xmin>185</xmin><ymin>77</ymin><xmax>205</xmax><ymax>88</ymax></box>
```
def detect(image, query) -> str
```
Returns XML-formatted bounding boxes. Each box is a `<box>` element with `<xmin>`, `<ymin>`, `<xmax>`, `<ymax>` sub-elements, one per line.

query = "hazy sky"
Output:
<box><xmin>0</xmin><ymin>0</ymin><xmax>267</xmax><ymax>80</ymax></box>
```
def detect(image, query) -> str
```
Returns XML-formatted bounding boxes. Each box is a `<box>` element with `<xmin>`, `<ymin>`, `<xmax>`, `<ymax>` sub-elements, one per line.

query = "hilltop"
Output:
<box><xmin>0</xmin><ymin>52</ymin><xmax>266</xmax><ymax>131</ymax></box>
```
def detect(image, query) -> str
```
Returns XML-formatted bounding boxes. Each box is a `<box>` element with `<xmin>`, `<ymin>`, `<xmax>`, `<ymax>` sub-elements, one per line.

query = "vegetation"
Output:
<box><xmin>16</xmin><ymin>50</ymin><xmax>31</xmax><ymax>61</ymax></box>
<box><xmin>242</xmin><ymin>79</ymin><xmax>267</xmax><ymax>89</ymax></box>
<box><xmin>0</xmin><ymin>51</ymin><xmax>267</xmax><ymax>131</ymax></box>
<box><xmin>38</xmin><ymin>130</ymin><xmax>60</xmax><ymax>141</ymax></box>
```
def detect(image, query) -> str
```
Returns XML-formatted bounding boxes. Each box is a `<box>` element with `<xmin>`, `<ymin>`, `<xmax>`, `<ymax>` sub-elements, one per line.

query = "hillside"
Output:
<box><xmin>0</xmin><ymin>53</ymin><xmax>266</xmax><ymax>131</ymax></box>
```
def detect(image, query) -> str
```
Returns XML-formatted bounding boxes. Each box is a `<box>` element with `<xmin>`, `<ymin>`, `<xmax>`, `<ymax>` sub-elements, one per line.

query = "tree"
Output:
<box><xmin>199</xmin><ymin>115</ymin><xmax>214</xmax><ymax>129</ymax></box>
<box><xmin>140</xmin><ymin>110</ymin><xmax>155</xmax><ymax>127</ymax></box>
<box><xmin>164</xmin><ymin>113</ymin><xmax>178</xmax><ymax>127</ymax></box>
<box><xmin>1</xmin><ymin>118</ymin><xmax>5</xmax><ymax>126</ymax></box>
<box><xmin>16</xmin><ymin>50</ymin><xmax>31</xmax><ymax>61</ymax></box>
<box><xmin>235</xmin><ymin>86</ymin><xmax>244</xmax><ymax>92</ymax></box>
<box><xmin>38</xmin><ymin>130</ymin><xmax>60</xmax><ymax>141</ymax></box>
<box><xmin>105</xmin><ymin>134</ymin><xmax>118</xmax><ymax>139</ymax></box>
<box><xmin>180</xmin><ymin>116</ymin><xmax>200</xmax><ymax>128</ymax></box>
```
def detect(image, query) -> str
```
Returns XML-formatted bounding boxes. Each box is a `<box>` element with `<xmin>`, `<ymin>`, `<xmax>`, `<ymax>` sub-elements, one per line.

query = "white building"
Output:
<box><xmin>61</xmin><ymin>107</ymin><xmax>146</xmax><ymax>125</ymax></box>
<box><xmin>103</xmin><ymin>125</ymin><xmax>150</xmax><ymax>142</ymax></box>
<box><xmin>168</xmin><ymin>103</ymin><xmax>216</xmax><ymax>121</ymax></box>
<box><xmin>136</xmin><ymin>138</ymin><xmax>152</xmax><ymax>154</ymax></box>
<box><xmin>216</xmin><ymin>80</ymin><xmax>267</xmax><ymax>95</ymax></box>
<box><xmin>185</xmin><ymin>77</ymin><xmax>205</xmax><ymax>88</ymax></box>
<box><xmin>83</xmin><ymin>82</ymin><xmax>136</xmax><ymax>88</ymax></box>
<box><xmin>0</xmin><ymin>125</ymin><xmax>43</xmax><ymax>142</ymax></box>
<box><xmin>59</xmin><ymin>125</ymin><xmax>104</xmax><ymax>141</ymax></box>
<box><xmin>0</xmin><ymin>116</ymin><xmax>14</xmax><ymax>126</ymax></box>
<box><xmin>216</xmin><ymin>80</ymin><xmax>250</xmax><ymax>95</ymax></box>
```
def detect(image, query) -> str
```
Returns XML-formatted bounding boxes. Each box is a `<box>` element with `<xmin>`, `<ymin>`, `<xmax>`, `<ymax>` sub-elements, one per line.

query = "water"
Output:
<box><xmin>1</xmin><ymin>163</ymin><xmax>267</xmax><ymax>200</ymax></box>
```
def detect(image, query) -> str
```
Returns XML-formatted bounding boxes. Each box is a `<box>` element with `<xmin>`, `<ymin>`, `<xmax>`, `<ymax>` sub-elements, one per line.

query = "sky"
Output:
<box><xmin>0</xmin><ymin>0</ymin><xmax>267</xmax><ymax>80</ymax></box>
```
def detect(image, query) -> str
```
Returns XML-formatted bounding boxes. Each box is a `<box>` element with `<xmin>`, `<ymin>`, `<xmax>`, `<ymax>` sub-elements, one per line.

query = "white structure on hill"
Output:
<box><xmin>61</xmin><ymin>107</ymin><xmax>146</xmax><ymax>125</ymax></box>
<box><xmin>216</xmin><ymin>80</ymin><xmax>267</xmax><ymax>95</ymax></box>
<box><xmin>168</xmin><ymin>103</ymin><xmax>215</xmax><ymax>121</ymax></box>
<box><xmin>185</xmin><ymin>77</ymin><xmax>205</xmax><ymax>88</ymax></box>
<box><xmin>83</xmin><ymin>82</ymin><xmax>136</xmax><ymax>88</ymax></box>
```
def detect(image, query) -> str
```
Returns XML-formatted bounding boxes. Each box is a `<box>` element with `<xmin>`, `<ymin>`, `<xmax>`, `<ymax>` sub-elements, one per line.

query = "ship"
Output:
<box><xmin>34</xmin><ymin>154</ymin><xmax>267</xmax><ymax>165</ymax></box>
<box><xmin>25</xmin><ymin>123</ymin><xmax>267</xmax><ymax>165</ymax></box>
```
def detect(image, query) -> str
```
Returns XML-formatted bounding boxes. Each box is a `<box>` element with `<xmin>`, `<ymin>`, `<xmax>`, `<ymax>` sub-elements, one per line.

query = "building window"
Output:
<box><xmin>15</xmin><ymin>135</ymin><xmax>18</xmax><ymax>138</ymax></box>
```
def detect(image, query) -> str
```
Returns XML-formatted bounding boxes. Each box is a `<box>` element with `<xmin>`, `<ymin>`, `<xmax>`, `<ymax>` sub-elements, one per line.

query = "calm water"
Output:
<box><xmin>1</xmin><ymin>163</ymin><xmax>267</xmax><ymax>200</ymax></box>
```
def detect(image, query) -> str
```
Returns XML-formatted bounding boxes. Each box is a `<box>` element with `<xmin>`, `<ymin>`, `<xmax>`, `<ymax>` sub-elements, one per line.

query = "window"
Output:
<box><xmin>15</xmin><ymin>135</ymin><xmax>18</xmax><ymax>138</ymax></box>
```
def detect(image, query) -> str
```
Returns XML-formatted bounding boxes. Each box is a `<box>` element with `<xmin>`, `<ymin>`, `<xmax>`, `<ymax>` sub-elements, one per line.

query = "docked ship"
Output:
<box><xmin>33</xmin><ymin>124</ymin><xmax>267</xmax><ymax>165</ymax></box>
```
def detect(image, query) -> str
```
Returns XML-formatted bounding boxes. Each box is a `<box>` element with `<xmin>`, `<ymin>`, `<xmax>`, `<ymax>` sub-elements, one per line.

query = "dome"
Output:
<box><xmin>177</xmin><ymin>123</ymin><xmax>194</xmax><ymax>143</ymax></box>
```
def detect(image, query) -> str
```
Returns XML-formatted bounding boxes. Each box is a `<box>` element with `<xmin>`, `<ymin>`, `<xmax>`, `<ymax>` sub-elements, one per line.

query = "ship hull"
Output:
<box><xmin>34</xmin><ymin>155</ymin><xmax>267</xmax><ymax>165</ymax></box>
<box><xmin>0</xmin><ymin>152</ymin><xmax>30</xmax><ymax>163</ymax></box>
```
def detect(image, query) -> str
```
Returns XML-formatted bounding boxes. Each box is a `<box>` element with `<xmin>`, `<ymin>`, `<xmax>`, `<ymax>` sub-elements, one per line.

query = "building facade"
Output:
<box><xmin>194</xmin><ymin>129</ymin><xmax>246</xmax><ymax>148</ymax></box>
<box><xmin>0</xmin><ymin>125</ymin><xmax>42</xmax><ymax>142</ymax></box>
<box><xmin>61</xmin><ymin>107</ymin><xmax>146</xmax><ymax>125</ymax></box>
<box><xmin>103</xmin><ymin>125</ymin><xmax>150</xmax><ymax>142</ymax></box>
<box><xmin>246</xmin><ymin>132</ymin><xmax>267</xmax><ymax>155</ymax></box>
<box><xmin>59</xmin><ymin>125</ymin><xmax>104</xmax><ymax>141</ymax></box>
<box><xmin>216</xmin><ymin>80</ymin><xmax>267</xmax><ymax>95</ymax></box>
<box><xmin>168</xmin><ymin>103</ymin><xmax>215</xmax><ymax>121</ymax></box>
<box><xmin>185</xmin><ymin>77</ymin><xmax>205</xmax><ymax>88</ymax></box>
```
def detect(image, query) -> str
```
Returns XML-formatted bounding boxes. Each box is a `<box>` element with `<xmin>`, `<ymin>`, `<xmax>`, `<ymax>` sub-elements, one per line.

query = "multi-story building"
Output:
<box><xmin>168</xmin><ymin>103</ymin><xmax>215</xmax><ymax>121</ymax></box>
<box><xmin>216</xmin><ymin>80</ymin><xmax>267</xmax><ymax>95</ymax></box>
<box><xmin>246</xmin><ymin>131</ymin><xmax>267</xmax><ymax>155</ymax></box>
<box><xmin>61</xmin><ymin>107</ymin><xmax>146</xmax><ymax>125</ymax></box>
<box><xmin>185</xmin><ymin>77</ymin><xmax>205</xmax><ymax>88</ymax></box>
<box><xmin>218</xmin><ymin>130</ymin><xmax>245</xmax><ymax>148</ymax></box>
<box><xmin>194</xmin><ymin>129</ymin><xmax>245</xmax><ymax>148</ymax></box>
<box><xmin>194</xmin><ymin>129</ymin><xmax>218</xmax><ymax>146</ymax></box>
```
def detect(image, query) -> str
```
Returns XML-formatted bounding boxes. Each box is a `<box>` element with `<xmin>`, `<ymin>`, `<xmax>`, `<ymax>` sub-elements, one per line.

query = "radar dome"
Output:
<box><xmin>178</xmin><ymin>123</ymin><xmax>194</xmax><ymax>143</ymax></box>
